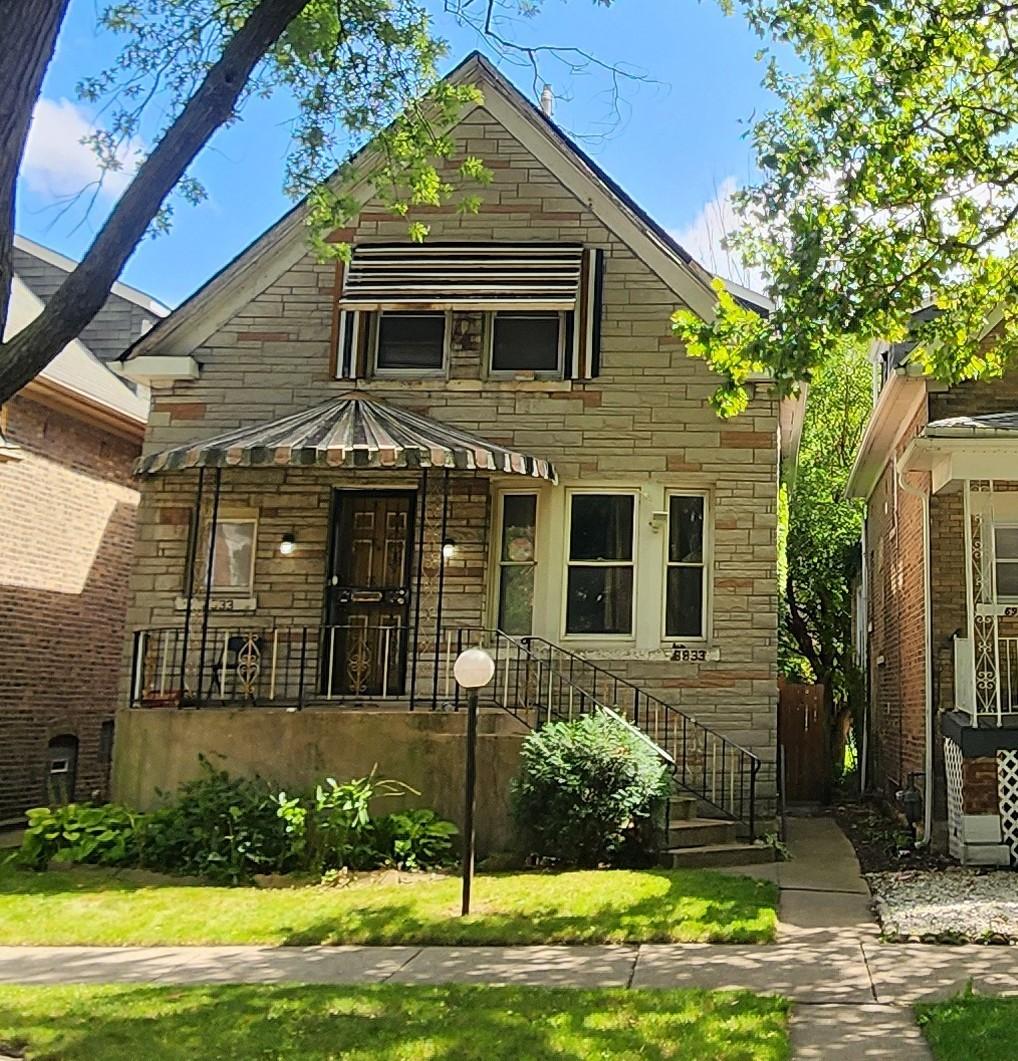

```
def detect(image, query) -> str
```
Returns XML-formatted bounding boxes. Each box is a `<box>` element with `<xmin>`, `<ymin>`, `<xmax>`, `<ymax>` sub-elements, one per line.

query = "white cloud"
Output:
<box><xmin>20</xmin><ymin>97</ymin><xmax>143</xmax><ymax>201</ymax></box>
<box><xmin>673</xmin><ymin>176</ymin><xmax>767</xmax><ymax>294</ymax></box>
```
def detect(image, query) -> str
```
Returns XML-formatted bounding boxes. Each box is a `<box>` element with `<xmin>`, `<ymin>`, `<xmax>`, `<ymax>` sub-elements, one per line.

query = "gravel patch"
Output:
<box><xmin>870</xmin><ymin>869</ymin><xmax>1018</xmax><ymax>943</ymax></box>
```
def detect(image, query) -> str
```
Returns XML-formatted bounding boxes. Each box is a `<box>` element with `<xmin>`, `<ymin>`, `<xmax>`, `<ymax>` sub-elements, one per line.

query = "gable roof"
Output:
<box><xmin>5</xmin><ymin>273</ymin><xmax>148</xmax><ymax>431</ymax></box>
<box><xmin>124</xmin><ymin>51</ymin><xmax>723</xmax><ymax>363</ymax></box>
<box><xmin>14</xmin><ymin>234</ymin><xmax>170</xmax><ymax>318</ymax></box>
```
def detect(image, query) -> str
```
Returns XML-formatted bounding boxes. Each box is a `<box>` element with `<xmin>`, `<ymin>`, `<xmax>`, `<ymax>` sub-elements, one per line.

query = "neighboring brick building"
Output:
<box><xmin>0</xmin><ymin>243</ymin><xmax>163</xmax><ymax>823</ymax></box>
<box><xmin>850</xmin><ymin>325</ymin><xmax>1018</xmax><ymax>864</ymax></box>
<box><xmin>116</xmin><ymin>53</ymin><xmax>803</xmax><ymax>845</ymax></box>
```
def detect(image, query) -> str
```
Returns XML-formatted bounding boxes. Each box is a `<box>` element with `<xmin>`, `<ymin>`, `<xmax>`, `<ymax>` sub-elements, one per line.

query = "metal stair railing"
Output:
<box><xmin>442</xmin><ymin>628</ymin><xmax>761</xmax><ymax>840</ymax></box>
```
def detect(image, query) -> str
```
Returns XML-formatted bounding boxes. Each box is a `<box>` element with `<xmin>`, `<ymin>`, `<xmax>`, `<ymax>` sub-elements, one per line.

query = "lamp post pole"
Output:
<box><xmin>453</xmin><ymin>646</ymin><xmax>494</xmax><ymax>917</ymax></box>
<box><xmin>462</xmin><ymin>685</ymin><xmax>479</xmax><ymax>915</ymax></box>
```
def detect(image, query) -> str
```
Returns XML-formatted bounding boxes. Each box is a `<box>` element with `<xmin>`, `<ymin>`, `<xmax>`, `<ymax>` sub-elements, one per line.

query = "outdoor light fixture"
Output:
<box><xmin>442</xmin><ymin>538</ymin><xmax>456</xmax><ymax>561</ymax></box>
<box><xmin>279</xmin><ymin>533</ymin><xmax>296</xmax><ymax>556</ymax></box>
<box><xmin>454</xmin><ymin>646</ymin><xmax>495</xmax><ymax>916</ymax></box>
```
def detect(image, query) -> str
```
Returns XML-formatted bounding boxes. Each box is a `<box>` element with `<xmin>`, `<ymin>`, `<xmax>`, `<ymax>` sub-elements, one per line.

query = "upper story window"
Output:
<box><xmin>490</xmin><ymin>311</ymin><xmax>565</xmax><ymax>376</ymax></box>
<box><xmin>335</xmin><ymin>242</ymin><xmax>603</xmax><ymax>382</ymax></box>
<box><xmin>565</xmin><ymin>492</ymin><xmax>635</xmax><ymax>636</ymax></box>
<box><xmin>375</xmin><ymin>311</ymin><xmax>446</xmax><ymax>373</ymax></box>
<box><xmin>995</xmin><ymin>526</ymin><xmax>1018</xmax><ymax>598</ymax></box>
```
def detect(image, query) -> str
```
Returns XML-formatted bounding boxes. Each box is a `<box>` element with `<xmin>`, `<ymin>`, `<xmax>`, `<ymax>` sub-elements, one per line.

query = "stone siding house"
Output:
<box><xmin>850</xmin><ymin>318</ymin><xmax>1018</xmax><ymax>864</ymax></box>
<box><xmin>0</xmin><ymin>239</ymin><xmax>164</xmax><ymax>823</ymax></box>
<box><xmin>116</xmin><ymin>54</ymin><xmax>803</xmax><ymax>855</ymax></box>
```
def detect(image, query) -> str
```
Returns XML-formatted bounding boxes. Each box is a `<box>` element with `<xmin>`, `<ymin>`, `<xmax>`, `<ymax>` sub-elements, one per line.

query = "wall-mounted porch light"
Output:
<box><xmin>442</xmin><ymin>538</ymin><xmax>456</xmax><ymax>561</ymax></box>
<box><xmin>279</xmin><ymin>533</ymin><xmax>296</xmax><ymax>556</ymax></box>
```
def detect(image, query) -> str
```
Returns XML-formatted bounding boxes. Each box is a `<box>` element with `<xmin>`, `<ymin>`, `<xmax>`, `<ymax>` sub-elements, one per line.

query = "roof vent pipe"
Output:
<box><xmin>540</xmin><ymin>84</ymin><xmax>554</xmax><ymax>117</ymax></box>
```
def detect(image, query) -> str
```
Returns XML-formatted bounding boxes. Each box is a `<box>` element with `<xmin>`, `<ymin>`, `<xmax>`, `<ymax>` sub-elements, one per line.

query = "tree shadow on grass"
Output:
<box><xmin>281</xmin><ymin>870</ymin><xmax>777</xmax><ymax>946</ymax></box>
<box><xmin>0</xmin><ymin>983</ymin><xmax>789</xmax><ymax>1061</ymax></box>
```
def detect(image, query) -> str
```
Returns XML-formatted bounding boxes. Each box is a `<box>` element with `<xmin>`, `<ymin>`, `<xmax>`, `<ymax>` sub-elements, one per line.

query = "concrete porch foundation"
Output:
<box><xmin>112</xmin><ymin>707</ymin><xmax>527</xmax><ymax>856</ymax></box>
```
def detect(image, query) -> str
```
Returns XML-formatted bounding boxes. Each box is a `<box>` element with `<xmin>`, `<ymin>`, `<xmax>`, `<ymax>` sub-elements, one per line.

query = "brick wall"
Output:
<box><xmin>0</xmin><ymin>395</ymin><xmax>139</xmax><ymax>820</ymax></box>
<box><xmin>866</xmin><ymin>400</ymin><xmax>929</xmax><ymax>797</ymax></box>
<box><xmin>126</xmin><ymin>105</ymin><xmax>781</xmax><ymax>813</ymax></box>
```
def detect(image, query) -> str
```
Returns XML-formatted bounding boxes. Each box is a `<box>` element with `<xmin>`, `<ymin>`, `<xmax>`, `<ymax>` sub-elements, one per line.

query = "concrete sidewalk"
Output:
<box><xmin>0</xmin><ymin>816</ymin><xmax>991</xmax><ymax>1059</ymax></box>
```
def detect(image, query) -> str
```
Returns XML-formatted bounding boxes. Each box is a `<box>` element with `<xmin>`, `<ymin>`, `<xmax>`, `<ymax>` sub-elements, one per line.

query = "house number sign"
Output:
<box><xmin>670</xmin><ymin>645</ymin><xmax>720</xmax><ymax>663</ymax></box>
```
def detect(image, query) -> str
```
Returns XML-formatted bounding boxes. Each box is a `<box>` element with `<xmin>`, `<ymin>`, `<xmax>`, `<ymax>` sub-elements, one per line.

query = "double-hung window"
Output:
<box><xmin>995</xmin><ymin>526</ymin><xmax>1018</xmax><ymax>599</ymax></box>
<box><xmin>208</xmin><ymin>518</ymin><xmax>257</xmax><ymax>594</ymax></box>
<box><xmin>490</xmin><ymin>311</ymin><xmax>566</xmax><ymax>376</ymax></box>
<box><xmin>374</xmin><ymin>311</ymin><xmax>446</xmax><ymax>373</ymax></box>
<box><xmin>496</xmin><ymin>494</ymin><xmax>538</xmax><ymax>635</ymax></box>
<box><xmin>665</xmin><ymin>494</ymin><xmax>707</xmax><ymax>639</ymax></box>
<box><xmin>565</xmin><ymin>493</ymin><xmax>635</xmax><ymax>635</ymax></box>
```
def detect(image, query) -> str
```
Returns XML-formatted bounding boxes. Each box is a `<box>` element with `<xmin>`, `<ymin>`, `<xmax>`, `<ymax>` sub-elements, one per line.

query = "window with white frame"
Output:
<box><xmin>489</xmin><ymin>311</ymin><xmax>566</xmax><ymax>376</ymax></box>
<box><xmin>995</xmin><ymin>525</ymin><xmax>1018</xmax><ymax>598</ymax></box>
<box><xmin>665</xmin><ymin>493</ymin><xmax>707</xmax><ymax>639</ymax></box>
<box><xmin>496</xmin><ymin>494</ymin><xmax>538</xmax><ymax>635</ymax></box>
<box><xmin>565</xmin><ymin>493</ymin><xmax>635</xmax><ymax>635</ymax></box>
<box><xmin>374</xmin><ymin>311</ymin><xmax>446</xmax><ymax>372</ymax></box>
<box><xmin>208</xmin><ymin>518</ymin><xmax>257</xmax><ymax>593</ymax></box>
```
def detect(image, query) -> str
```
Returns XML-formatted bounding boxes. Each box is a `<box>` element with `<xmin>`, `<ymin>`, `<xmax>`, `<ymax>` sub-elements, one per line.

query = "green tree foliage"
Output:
<box><xmin>675</xmin><ymin>0</ymin><xmax>1018</xmax><ymax>415</ymax></box>
<box><xmin>782</xmin><ymin>344</ymin><xmax>871</xmax><ymax>774</ymax></box>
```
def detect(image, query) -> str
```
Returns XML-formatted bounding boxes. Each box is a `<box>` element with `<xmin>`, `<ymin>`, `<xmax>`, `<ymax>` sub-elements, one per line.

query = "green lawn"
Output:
<box><xmin>0</xmin><ymin>984</ymin><xmax>789</xmax><ymax>1060</ymax></box>
<box><xmin>916</xmin><ymin>994</ymin><xmax>1018</xmax><ymax>1060</ymax></box>
<box><xmin>0</xmin><ymin>863</ymin><xmax>776</xmax><ymax>945</ymax></box>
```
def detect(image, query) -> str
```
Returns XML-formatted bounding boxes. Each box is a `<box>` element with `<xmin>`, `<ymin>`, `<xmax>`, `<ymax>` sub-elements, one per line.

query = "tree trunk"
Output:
<box><xmin>0</xmin><ymin>0</ymin><xmax>310</xmax><ymax>401</ymax></box>
<box><xmin>0</xmin><ymin>0</ymin><xmax>69</xmax><ymax>337</ymax></box>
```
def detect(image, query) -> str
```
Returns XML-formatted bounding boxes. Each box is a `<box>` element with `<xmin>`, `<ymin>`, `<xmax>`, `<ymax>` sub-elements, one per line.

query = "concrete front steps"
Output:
<box><xmin>660</xmin><ymin>794</ymin><xmax>775</xmax><ymax>869</ymax></box>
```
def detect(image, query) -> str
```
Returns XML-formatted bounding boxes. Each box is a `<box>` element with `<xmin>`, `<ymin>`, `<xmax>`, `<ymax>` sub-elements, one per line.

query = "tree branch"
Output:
<box><xmin>0</xmin><ymin>0</ymin><xmax>310</xmax><ymax>402</ymax></box>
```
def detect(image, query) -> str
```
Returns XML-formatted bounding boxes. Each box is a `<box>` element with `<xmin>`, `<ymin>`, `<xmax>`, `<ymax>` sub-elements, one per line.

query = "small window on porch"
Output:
<box><xmin>496</xmin><ymin>494</ymin><xmax>537</xmax><ymax>635</ymax></box>
<box><xmin>665</xmin><ymin>494</ymin><xmax>707</xmax><ymax>639</ymax></box>
<box><xmin>208</xmin><ymin>518</ymin><xmax>257</xmax><ymax>594</ymax></box>
<box><xmin>995</xmin><ymin>526</ymin><xmax>1018</xmax><ymax>598</ymax></box>
<box><xmin>565</xmin><ymin>493</ymin><xmax>635</xmax><ymax>636</ymax></box>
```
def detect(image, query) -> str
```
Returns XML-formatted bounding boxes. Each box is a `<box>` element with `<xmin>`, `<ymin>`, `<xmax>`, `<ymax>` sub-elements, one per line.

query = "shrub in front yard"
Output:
<box><xmin>16</xmin><ymin>803</ymin><xmax>142</xmax><ymax>870</ymax></box>
<box><xmin>512</xmin><ymin>712</ymin><xmax>670</xmax><ymax>868</ymax></box>
<box><xmin>12</xmin><ymin>760</ymin><xmax>456</xmax><ymax>883</ymax></box>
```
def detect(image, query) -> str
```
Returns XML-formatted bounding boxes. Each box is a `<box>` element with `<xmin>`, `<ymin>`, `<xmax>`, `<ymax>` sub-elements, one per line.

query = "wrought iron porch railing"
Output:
<box><xmin>131</xmin><ymin>624</ymin><xmax>416</xmax><ymax>707</ymax></box>
<box><xmin>439</xmin><ymin>627</ymin><xmax>761</xmax><ymax>839</ymax></box>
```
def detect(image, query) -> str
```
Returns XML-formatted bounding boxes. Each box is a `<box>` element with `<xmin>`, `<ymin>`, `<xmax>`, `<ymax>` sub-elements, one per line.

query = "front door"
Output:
<box><xmin>324</xmin><ymin>489</ymin><xmax>415</xmax><ymax>697</ymax></box>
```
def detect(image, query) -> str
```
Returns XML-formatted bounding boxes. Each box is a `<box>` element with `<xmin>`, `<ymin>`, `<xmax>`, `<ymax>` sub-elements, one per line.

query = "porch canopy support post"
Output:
<box><xmin>196</xmin><ymin>465</ymin><xmax>223</xmax><ymax>706</ymax></box>
<box><xmin>409</xmin><ymin>466</ymin><xmax>429</xmax><ymax>710</ymax></box>
<box><xmin>178</xmin><ymin>465</ymin><xmax>205</xmax><ymax>703</ymax></box>
<box><xmin>431</xmin><ymin>467</ymin><xmax>451</xmax><ymax>709</ymax></box>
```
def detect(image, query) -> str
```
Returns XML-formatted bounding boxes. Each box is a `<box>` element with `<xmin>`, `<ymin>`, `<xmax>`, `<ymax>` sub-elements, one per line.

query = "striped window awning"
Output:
<box><xmin>340</xmin><ymin>243</ymin><xmax>584</xmax><ymax>309</ymax></box>
<box><xmin>135</xmin><ymin>393</ymin><xmax>557</xmax><ymax>482</ymax></box>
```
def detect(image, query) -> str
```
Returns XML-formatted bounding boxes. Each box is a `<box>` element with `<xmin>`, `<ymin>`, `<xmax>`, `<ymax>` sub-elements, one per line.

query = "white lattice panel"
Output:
<box><xmin>996</xmin><ymin>750</ymin><xmax>1018</xmax><ymax>866</ymax></box>
<box><xmin>944</xmin><ymin>738</ymin><xmax>964</xmax><ymax>860</ymax></box>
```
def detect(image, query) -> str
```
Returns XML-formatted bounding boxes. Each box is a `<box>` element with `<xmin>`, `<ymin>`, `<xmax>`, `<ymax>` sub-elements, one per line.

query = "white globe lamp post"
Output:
<box><xmin>453</xmin><ymin>647</ymin><xmax>495</xmax><ymax>915</ymax></box>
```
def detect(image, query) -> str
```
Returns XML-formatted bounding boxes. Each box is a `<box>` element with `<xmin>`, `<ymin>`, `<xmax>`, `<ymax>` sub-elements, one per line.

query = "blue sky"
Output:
<box><xmin>16</xmin><ymin>0</ymin><xmax>778</xmax><ymax>308</ymax></box>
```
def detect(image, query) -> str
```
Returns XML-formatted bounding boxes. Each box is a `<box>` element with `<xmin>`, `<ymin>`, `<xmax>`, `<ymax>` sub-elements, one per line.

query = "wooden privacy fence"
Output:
<box><xmin>778</xmin><ymin>680</ymin><xmax>827</xmax><ymax>803</ymax></box>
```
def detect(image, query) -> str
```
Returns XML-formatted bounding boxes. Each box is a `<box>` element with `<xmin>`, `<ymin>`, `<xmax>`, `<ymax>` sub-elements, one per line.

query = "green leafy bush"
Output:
<box><xmin>13</xmin><ymin>759</ymin><xmax>457</xmax><ymax>883</ymax></box>
<box><xmin>139</xmin><ymin>760</ymin><xmax>292</xmax><ymax>884</ymax></box>
<box><xmin>274</xmin><ymin>773</ymin><xmax>415</xmax><ymax>873</ymax></box>
<box><xmin>512</xmin><ymin>713</ymin><xmax>670</xmax><ymax>868</ymax></box>
<box><xmin>375</xmin><ymin>809</ymin><xmax>458</xmax><ymax>870</ymax></box>
<box><xmin>15</xmin><ymin>803</ymin><xmax>141</xmax><ymax>870</ymax></box>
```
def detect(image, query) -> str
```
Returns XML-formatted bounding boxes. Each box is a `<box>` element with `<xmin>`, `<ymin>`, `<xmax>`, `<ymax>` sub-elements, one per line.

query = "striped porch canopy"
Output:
<box><xmin>135</xmin><ymin>393</ymin><xmax>557</xmax><ymax>482</ymax></box>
